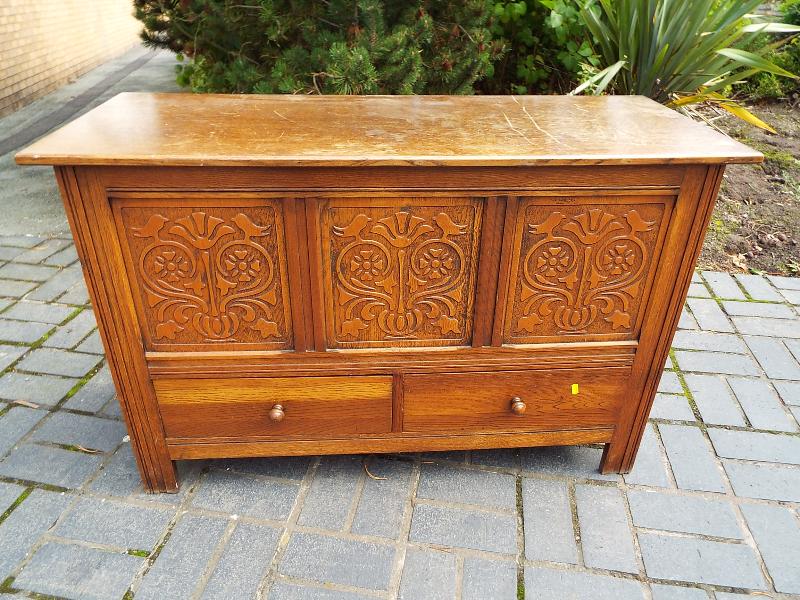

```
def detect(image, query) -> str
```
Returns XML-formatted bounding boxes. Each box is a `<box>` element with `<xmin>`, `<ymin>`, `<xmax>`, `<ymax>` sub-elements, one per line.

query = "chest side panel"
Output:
<box><xmin>503</xmin><ymin>194</ymin><xmax>674</xmax><ymax>344</ymax></box>
<box><xmin>113</xmin><ymin>197</ymin><xmax>294</xmax><ymax>352</ymax></box>
<box><xmin>318</xmin><ymin>196</ymin><xmax>484</xmax><ymax>349</ymax></box>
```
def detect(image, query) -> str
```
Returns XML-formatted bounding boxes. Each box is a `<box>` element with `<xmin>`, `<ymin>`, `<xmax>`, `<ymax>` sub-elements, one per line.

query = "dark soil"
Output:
<box><xmin>698</xmin><ymin>101</ymin><xmax>800</xmax><ymax>276</ymax></box>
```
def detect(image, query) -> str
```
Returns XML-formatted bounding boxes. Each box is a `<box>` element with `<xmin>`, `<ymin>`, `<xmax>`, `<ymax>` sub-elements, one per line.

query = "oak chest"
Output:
<box><xmin>16</xmin><ymin>93</ymin><xmax>761</xmax><ymax>492</ymax></box>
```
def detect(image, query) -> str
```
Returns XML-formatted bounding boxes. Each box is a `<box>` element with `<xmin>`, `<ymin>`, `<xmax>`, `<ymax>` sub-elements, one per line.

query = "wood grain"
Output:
<box><xmin>16</xmin><ymin>94</ymin><xmax>762</xmax><ymax>167</ymax></box>
<box><xmin>156</xmin><ymin>375</ymin><xmax>392</xmax><ymax>439</ymax></box>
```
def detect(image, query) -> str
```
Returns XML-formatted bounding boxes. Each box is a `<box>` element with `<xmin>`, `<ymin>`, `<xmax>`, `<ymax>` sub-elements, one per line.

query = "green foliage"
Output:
<box><xmin>574</xmin><ymin>0</ymin><xmax>799</xmax><ymax>102</ymax></box>
<box><xmin>742</xmin><ymin>1</ymin><xmax>800</xmax><ymax>100</ymax></box>
<box><xmin>482</xmin><ymin>0</ymin><xmax>595</xmax><ymax>93</ymax></box>
<box><xmin>134</xmin><ymin>0</ymin><xmax>503</xmax><ymax>95</ymax></box>
<box><xmin>781</xmin><ymin>0</ymin><xmax>800</xmax><ymax>26</ymax></box>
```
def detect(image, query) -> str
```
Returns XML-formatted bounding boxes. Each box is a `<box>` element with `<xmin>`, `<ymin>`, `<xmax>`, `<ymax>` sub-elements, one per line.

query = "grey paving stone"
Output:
<box><xmin>627</xmin><ymin>489</ymin><xmax>741</xmax><ymax>538</ymax></box>
<box><xmin>637</xmin><ymin>532</ymin><xmax>766</xmax><ymax>589</ymax></box>
<box><xmin>735</xmin><ymin>273</ymin><xmax>783</xmax><ymax>302</ymax></box>
<box><xmin>212</xmin><ymin>456</ymin><xmax>312</xmax><ymax>480</ymax></box>
<box><xmin>686</xmin><ymin>298</ymin><xmax>733</xmax><ymax>332</ymax></box>
<box><xmin>524</xmin><ymin>567</ymin><xmax>647</xmax><ymax>600</ymax></box>
<box><xmin>774</xmin><ymin>380</ymin><xmax>800</xmax><ymax>406</ymax></box>
<box><xmin>13</xmin><ymin>239</ymin><xmax>71</xmax><ymax>264</ymax></box>
<box><xmin>0</xmin><ymin>480</ymin><xmax>23</xmax><ymax>513</ymax></box>
<box><xmin>702</xmin><ymin>271</ymin><xmax>746</xmax><ymax>300</ymax></box>
<box><xmin>0</xmin><ymin>343</ymin><xmax>26</xmax><ymax>371</ymax></box>
<box><xmin>780</xmin><ymin>288</ymin><xmax>800</xmax><ymax>305</ymax></box>
<box><xmin>59</xmin><ymin>280</ymin><xmax>91</xmax><ymax>305</ymax></box>
<box><xmin>624</xmin><ymin>424</ymin><xmax>671</xmax><ymax>488</ymax></box>
<box><xmin>43</xmin><ymin>244</ymin><xmax>78</xmax><ymax>266</ymax></box>
<box><xmin>708</xmin><ymin>428</ymin><xmax>800</xmax><ymax>465</ymax></box>
<box><xmin>687</xmin><ymin>282</ymin><xmax>711</xmax><ymax>298</ymax></box>
<box><xmin>658</xmin><ymin>424</ymin><xmax>726</xmax><ymax>492</ymax></box>
<box><xmin>664</xmin><ymin>355</ymin><xmax>673</xmax><ymax>369</ymax></box>
<box><xmin>26</xmin><ymin>266</ymin><xmax>84</xmax><ymax>302</ymax></box>
<box><xmin>280</xmin><ymin>532</ymin><xmax>395</xmax><ymax>591</ymax></box>
<box><xmin>0</xmin><ymin>298</ymin><xmax>11</xmax><ymax>312</ymax></box>
<box><xmin>417</xmin><ymin>462</ymin><xmax>516</xmax><ymax>510</ymax></box>
<box><xmin>43</xmin><ymin>310</ymin><xmax>96</xmax><ymax>349</ymax></box>
<box><xmin>200</xmin><ymin>522</ymin><xmax>281</xmax><ymax>600</ymax></box>
<box><xmin>471</xmin><ymin>447</ymin><xmax>519</xmax><ymax>469</ymax></box>
<box><xmin>351</xmin><ymin>457</ymin><xmax>413</xmax><ymax>539</ymax></box>
<box><xmin>14</xmin><ymin>541</ymin><xmax>142</xmax><ymax>600</ymax></box>
<box><xmin>650</xmin><ymin>393</ymin><xmax>695</xmax><ymax>421</ymax></box>
<box><xmin>55</xmin><ymin>496</ymin><xmax>174</xmax><ymax>551</ymax></box>
<box><xmin>136</xmin><ymin>514</ymin><xmax>228</xmax><ymax>600</ymax></box>
<box><xmin>410</xmin><ymin>503</ymin><xmax>517</xmax><ymax>554</ymax></box>
<box><xmin>723</xmin><ymin>460</ymin><xmax>800</xmax><ymax>502</ymax></box>
<box><xmin>398</xmin><ymin>548</ymin><xmax>456</xmax><ymax>600</ymax></box>
<box><xmin>733</xmin><ymin>316</ymin><xmax>800</xmax><ymax>338</ymax></box>
<box><xmin>0</xmin><ymin>246</ymin><xmax>24</xmax><ymax>261</ymax></box>
<box><xmin>0</xmin><ymin>405</ymin><xmax>46</xmax><ymax>456</ymax></box>
<box><xmin>522</xmin><ymin>478</ymin><xmax>578</xmax><ymax>564</ymax></box>
<box><xmin>745</xmin><ymin>336</ymin><xmax>800</xmax><ymax>380</ymax></box>
<box><xmin>192</xmin><ymin>468</ymin><xmax>299</xmax><ymax>519</ymax></box>
<box><xmin>463</xmin><ymin>557</ymin><xmax>517</xmax><ymax>600</ymax></box>
<box><xmin>520</xmin><ymin>445</ymin><xmax>618</xmax><ymax>481</ymax></box>
<box><xmin>0</xmin><ymin>262</ymin><xmax>57</xmax><ymax>282</ymax></box>
<box><xmin>101</xmin><ymin>397</ymin><xmax>122</xmax><ymax>418</ymax></box>
<box><xmin>740</xmin><ymin>503</ymin><xmax>800</xmax><ymax>594</ymax></box>
<box><xmin>31</xmin><ymin>411</ymin><xmax>126</xmax><ymax>452</ymax></box>
<box><xmin>684</xmin><ymin>374</ymin><xmax>746</xmax><ymax>426</ymax></box>
<box><xmin>678</xmin><ymin>307</ymin><xmax>698</xmax><ymax>330</ymax></box>
<box><xmin>0</xmin><ymin>489</ymin><xmax>72</xmax><ymax>578</ymax></box>
<box><xmin>16</xmin><ymin>347</ymin><xmax>102</xmax><ymax>377</ymax></box>
<box><xmin>723</xmin><ymin>300</ymin><xmax>796</xmax><ymax>319</ymax></box>
<box><xmin>0</xmin><ymin>318</ymin><xmax>51</xmax><ymax>343</ymax></box>
<box><xmin>268</xmin><ymin>583</ymin><xmax>373</xmax><ymax>600</ymax></box>
<box><xmin>727</xmin><ymin>377</ymin><xmax>797</xmax><ymax>432</ymax></box>
<box><xmin>0</xmin><ymin>279</ymin><xmax>37</xmax><ymax>297</ymax></box>
<box><xmin>674</xmin><ymin>350</ymin><xmax>760</xmax><ymax>376</ymax></box>
<box><xmin>298</xmin><ymin>456</ymin><xmax>361</xmax><ymax>530</ymax></box>
<box><xmin>89</xmin><ymin>444</ymin><xmax>198</xmax><ymax>504</ymax></box>
<box><xmin>75</xmin><ymin>329</ymin><xmax>104</xmax><ymax>353</ymax></box>
<box><xmin>0</xmin><ymin>443</ymin><xmax>102</xmax><ymax>488</ymax></box>
<box><xmin>64</xmin><ymin>364</ymin><xmax>115</xmax><ymax>412</ymax></box>
<box><xmin>672</xmin><ymin>330</ymin><xmax>747</xmax><ymax>353</ymax></box>
<box><xmin>0</xmin><ymin>236</ymin><xmax>46</xmax><ymax>249</ymax></box>
<box><xmin>420</xmin><ymin>449</ymin><xmax>469</xmax><ymax>463</ymax></box>
<box><xmin>767</xmin><ymin>274</ymin><xmax>800</xmax><ymax>290</ymax></box>
<box><xmin>0</xmin><ymin>372</ymin><xmax>77</xmax><ymax>405</ymax></box>
<box><xmin>650</xmin><ymin>584</ymin><xmax>710</xmax><ymax>600</ymax></box>
<box><xmin>657</xmin><ymin>371</ymin><xmax>683</xmax><ymax>394</ymax></box>
<box><xmin>2</xmin><ymin>300</ymin><xmax>72</xmax><ymax>324</ymax></box>
<box><xmin>575</xmin><ymin>484</ymin><xmax>638</xmax><ymax>574</ymax></box>
<box><xmin>788</xmin><ymin>338</ymin><xmax>800</xmax><ymax>363</ymax></box>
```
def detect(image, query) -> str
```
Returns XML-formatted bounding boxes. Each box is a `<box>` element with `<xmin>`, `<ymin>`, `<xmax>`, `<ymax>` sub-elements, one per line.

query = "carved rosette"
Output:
<box><xmin>324</xmin><ymin>202</ymin><xmax>481</xmax><ymax>348</ymax></box>
<box><xmin>119</xmin><ymin>205</ymin><xmax>291</xmax><ymax>349</ymax></box>
<box><xmin>508</xmin><ymin>202</ymin><xmax>666</xmax><ymax>341</ymax></box>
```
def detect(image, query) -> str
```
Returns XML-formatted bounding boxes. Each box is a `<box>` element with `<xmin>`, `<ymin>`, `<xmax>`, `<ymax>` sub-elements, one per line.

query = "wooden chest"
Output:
<box><xmin>16</xmin><ymin>93</ymin><xmax>761</xmax><ymax>492</ymax></box>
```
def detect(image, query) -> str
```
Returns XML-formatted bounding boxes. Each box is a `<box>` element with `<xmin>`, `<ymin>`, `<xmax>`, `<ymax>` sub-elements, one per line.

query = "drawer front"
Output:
<box><xmin>503</xmin><ymin>195</ymin><xmax>673</xmax><ymax>344</ymax></box>
<box><xmin>156</xmin><ymin>376</ymin><xmax>392</xmax><ymax>439</ymax></box>
<box><xmin>113</xmin><ymin>197</ymin><xmax>294</xmax><ymax>352</ymax></box>
<box><xmin>403</xmin><ymin>368</ymin><xmax>628</xmax><ymax>433</ymax></box>
<box><xmin>317</xmin><ymin>196</ymin><xmax>484</xmax><ymax>349</ymax></box>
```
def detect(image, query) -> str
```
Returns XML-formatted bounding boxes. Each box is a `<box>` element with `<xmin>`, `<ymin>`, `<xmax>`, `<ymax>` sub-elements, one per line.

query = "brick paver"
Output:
<box><xmin>1</xmin><ymin>77</ymin><xmax>799</xmax><ymax>599</ymax></box>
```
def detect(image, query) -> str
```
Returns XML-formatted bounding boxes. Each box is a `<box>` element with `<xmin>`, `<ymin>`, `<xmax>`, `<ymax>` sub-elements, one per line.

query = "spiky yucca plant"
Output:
<box><xmin>572</xmin><ymin>0</ymin><xmax>800</xmax><ymax>131</ymax></box>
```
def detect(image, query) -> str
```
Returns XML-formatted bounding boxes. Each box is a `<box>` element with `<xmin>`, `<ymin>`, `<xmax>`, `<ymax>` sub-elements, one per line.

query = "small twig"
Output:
<box><xmin>363</xmin><ymin>458</ymin><xmax>387</xmax><ymax>480</ymax></box>
<box><xmin>74</xmin><ymin>445</ymin><xmax>103</xmax><ymax>454</ymax></box>
<box><xmin>11</xmin><ymin>399</ymin><xmax>39</xmax><ymax>409</ymax></box>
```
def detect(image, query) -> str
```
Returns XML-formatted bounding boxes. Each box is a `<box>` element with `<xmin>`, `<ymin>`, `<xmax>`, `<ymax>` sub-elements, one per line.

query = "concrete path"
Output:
<box><xmin>0</xmin><ymin>48</ymin><xmax>799</xmax><ymax>600</ymax></box>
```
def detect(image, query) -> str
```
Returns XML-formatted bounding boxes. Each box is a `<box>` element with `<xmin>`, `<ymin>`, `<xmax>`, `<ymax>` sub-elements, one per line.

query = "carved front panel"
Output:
<box><xmin>114</xmin><ymin>199</ymin><xmax>293</xmax><ymax>352</ymax></box>
<box><xmin>504</xmin><ymin>196</ymin><xmax>673</xmax><ymax>344</ymax></box>
<box><xmin>320</xmin><ymin>198</ymin><xmax>483</xmax><ymax>349</ymax></box>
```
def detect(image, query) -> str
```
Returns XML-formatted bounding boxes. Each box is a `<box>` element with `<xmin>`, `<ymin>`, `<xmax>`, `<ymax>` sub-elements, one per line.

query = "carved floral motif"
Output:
<box><xmin>129</xmin><ymin>210</ymin><xmax>284</xmax><ymax>343</ymax></box>
<box><xmin>330</xmin><ymin>208</ymin><xmax>476</xmax><ymax>344</ymax></box>
<box><xmin>514</xmin><ymin>206</ymin><xmax>659</xmax><ymax>337</ymax></box>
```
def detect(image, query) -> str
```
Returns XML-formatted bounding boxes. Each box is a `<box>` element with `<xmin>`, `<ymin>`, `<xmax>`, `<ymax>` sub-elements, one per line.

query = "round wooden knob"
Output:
<box><xmin>268</xmin><ymin>404</ymin><xmax>285</xmax><ymax>422</ymax></box>
<box><xmin>510</xmin><ymin>397</ymin><xmax>526</xmax><ymax>415</ymax></box>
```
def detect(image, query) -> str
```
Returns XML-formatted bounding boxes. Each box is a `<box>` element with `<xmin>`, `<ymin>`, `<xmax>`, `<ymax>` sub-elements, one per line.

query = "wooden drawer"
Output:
<box><xmin>155</xmin><ymin>376</ymin><xmax>393</xmax><ymax>439</ymax></box>
<box><xmin>402</xmin><ymin>368</ymin><xmax>628</xmax><ymax>433</ymax></box>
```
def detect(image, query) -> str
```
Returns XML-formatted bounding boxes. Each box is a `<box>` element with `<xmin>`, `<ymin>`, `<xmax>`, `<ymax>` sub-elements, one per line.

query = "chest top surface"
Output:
<box><xmin>15</xmin><ymin>93</ymin><xmax>761</xmax><ymax>168</ymax></box>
